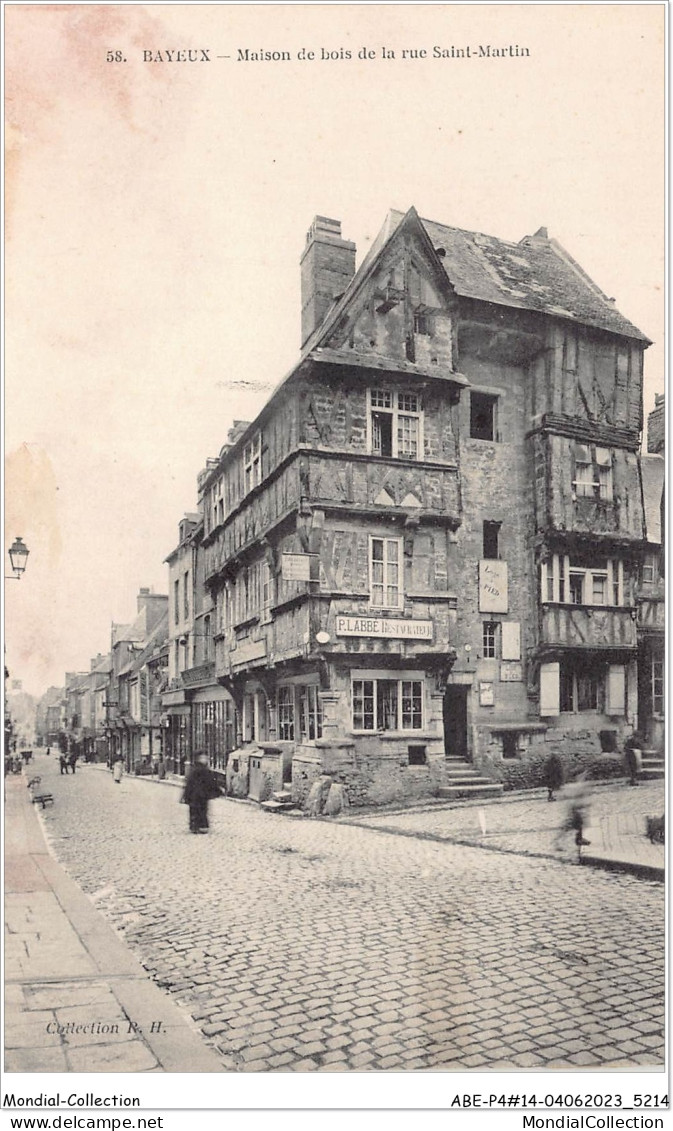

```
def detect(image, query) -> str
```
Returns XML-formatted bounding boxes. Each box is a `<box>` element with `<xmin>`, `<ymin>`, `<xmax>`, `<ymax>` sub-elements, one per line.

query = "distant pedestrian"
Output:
<box><xmin>68</xmin><ymin>751</ymin><xmax>78</xmax><ymax>774</ymax></box>
<box><xmin>181</xmin><ymin>753</ymin><xmax>222</xmax><ymax>834</ymax></box>
<box><xmin>555</xmin><ymin>773</ymin><xmax>592</xmax><ymax>853</ymax></box>
<box><xmin>46</xmin><ymin>746</ymin><xmax>51</xmax><ymax>757</ymax></box>
<box><xmin>624</xmin><ymin>733</ymin><xmax>643</xmax><ymax>787</ymax></box>
<box><xmin>544</xmin><ymin>752</ymin><xmax>565</xmax><ymax>802</ymax></box>
<box><xmin>59</xmin><ymin>753</ymin><xmax>68</xmax><ymax>775</ymax></box>
<box><xmin>112</xmin><ymin>756</ymin><xmax>123</xmax><ymax>784</ymax></box>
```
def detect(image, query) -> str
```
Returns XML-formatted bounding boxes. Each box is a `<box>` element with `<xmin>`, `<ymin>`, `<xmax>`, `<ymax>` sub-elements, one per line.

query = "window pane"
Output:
<box><xmin>372</xmin><ymin>412</ymin><xmax>392</xmax><ymax>456</ymax></box>
<box><xmin>377</xmin><ymin>681</ymin><xmax>398</xmax><ymax>730</ymax></box>
<box><xmin>397</xmin><ymin>414</ymin><xmax>418</xmax><ymax>458</ymax></box>
<box><xmin>483</xmin><ymin>622</ymin><xmax>497</xmax><ymax>658</ymax></box>
<box><xmin>598</xmin><ymin>465</ymin><xmax>612</xmax><ymax>500</ymax></box>
<box><xmin>569</xmin><ymin>573</ymin><xmax>584</xmax><ymax>604</ymax></box>
<box><xmin>559</xmin><ymin>668</ymin><xmax>575</xmax><ymax>712</ymax></box>
<box><xmin>353</xmin><ymin>680</ymin><xmax>374</xmax><ymax>730</ymax></box>
<box><xmin>401</xmin><ymin>681</ymin><xmax>423</xmax><ymax>729</ymax></box>
<box><xmin>577</xmin><ymin>673</ymin><xmax>599</xmax><ymax>712</ymax></box>
<box><xmin>592</xmin><ymin>574</ymin><xmax>607</xmax><ymax>604</ymax></box>
<box><xmin>277</xmin><ymin>686</ymin><xmax>295</xmax><ymax>741</ymax></box>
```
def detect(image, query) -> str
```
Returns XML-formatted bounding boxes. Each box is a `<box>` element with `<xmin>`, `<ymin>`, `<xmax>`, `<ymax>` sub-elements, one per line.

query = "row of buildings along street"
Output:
<box><xmin>33</xmin><ymin>208</ymin><xmax>665</xmax><ymax>809</ymax></box>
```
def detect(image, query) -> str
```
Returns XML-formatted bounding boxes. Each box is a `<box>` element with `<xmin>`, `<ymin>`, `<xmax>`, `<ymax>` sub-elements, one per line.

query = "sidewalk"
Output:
<box><xmin>341</xmin><ymin>780</ymin><xmax>666</xmax><ymax>881</ymax></box>
<box><xmin>4</xmin><ymin>771</ymin><xmax>224</xmax><ymax>1073</ymax></box>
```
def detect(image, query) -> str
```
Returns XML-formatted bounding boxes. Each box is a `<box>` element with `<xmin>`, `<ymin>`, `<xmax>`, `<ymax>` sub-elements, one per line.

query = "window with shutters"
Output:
<box><xmin>367</xmin><ymin>389</ymin><xmax>423</xmax><ymax>460</ymax></box>
<box><xmin>559</xmin><ymin>660</ymin><xmax>603</xmax><ymax>713</ymax></box>
<box><xmin>370</xmin><ymin>536</ymin><xmax>402</xmax><ymax>608</ymax></box>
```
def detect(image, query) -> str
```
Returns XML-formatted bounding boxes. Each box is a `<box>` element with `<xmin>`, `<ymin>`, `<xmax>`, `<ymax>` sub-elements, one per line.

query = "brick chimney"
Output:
<box><xmin>136</xmin><ymin>588</ymin><xmax>169</xmax><ymax>632</ymax></box>
<box><xmin>300</xmin><ymin>216</ymin><xmax>356</xmax><ymax>347</ymax></box>
<box><xmin>647</xmin><ymin>393</ymin><xmax>665</xmax><ymax>454</ymax></box>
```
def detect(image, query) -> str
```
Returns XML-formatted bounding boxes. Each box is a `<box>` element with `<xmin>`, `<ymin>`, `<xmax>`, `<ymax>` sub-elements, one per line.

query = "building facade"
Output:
<box><xmin>637</xmin><ymin>397</ymin><xmax>665</xmax><ymax>751</ymax></box>
<box><xmin>162</xmin><ymin>512</ymin><xmax>236</xmax><ymax>777</ymax></box>
<box><xmin>191</xmin><ymin>209</ymin><xmax>652</xmax><ymax>807</ymax></box>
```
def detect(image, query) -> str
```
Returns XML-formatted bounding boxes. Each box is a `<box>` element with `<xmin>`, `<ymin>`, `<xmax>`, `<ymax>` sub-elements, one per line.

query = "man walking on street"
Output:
<box><xmin>181</xmin><ymin>753</ymin><xmax>222</xmax><ymax>833</ymax></box>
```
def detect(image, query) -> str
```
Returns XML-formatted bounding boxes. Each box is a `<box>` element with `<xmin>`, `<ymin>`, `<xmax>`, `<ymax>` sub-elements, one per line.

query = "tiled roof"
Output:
<box><xmin>641</xmin><ymin>453</ymin><xmax>665</xmax><ymax>545</ymax></box>
<box><xmin>384</xmin><ymin>209</ymin><xmax>649</xmax><ymax>342</ymax></box>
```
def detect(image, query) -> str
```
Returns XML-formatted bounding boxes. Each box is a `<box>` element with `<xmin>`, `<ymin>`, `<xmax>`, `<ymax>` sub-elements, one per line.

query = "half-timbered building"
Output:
<box><xmin>197</xmin><ymin>208</ymin><xmax>652</xmax><ymax>805</ymax></box>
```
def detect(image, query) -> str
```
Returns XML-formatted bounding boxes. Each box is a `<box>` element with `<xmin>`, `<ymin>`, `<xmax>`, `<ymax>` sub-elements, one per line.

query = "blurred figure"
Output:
<box><xmin>623</xmin><ymin>733</ymin><xmax>643</xmax><ymax>787</ymax></box>
<box><xmin>112</xmin><ymin>756</ymin><xmax>123</xmax><ymax>784</ymax></box>
<box><xmin>181</xmin><ymin>753</ymin><xmax>222</xmax><ymax>833</ymax></box>
<box><xmin>544</xmin><ymin>752</ymin><xmax>565</xmax><ymax>802</ymax></box>
<box><xmin>555</xmin><ymin>773</ymin><xmax>592</xmax><ymax>853</ymax></box>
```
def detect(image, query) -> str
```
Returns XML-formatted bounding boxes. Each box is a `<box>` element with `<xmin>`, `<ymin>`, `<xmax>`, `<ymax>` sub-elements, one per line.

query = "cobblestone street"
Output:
<box><xmin>36</xmin><ymin>757</ymin><xmax>664</xmax><ymax>1072</ymax></box>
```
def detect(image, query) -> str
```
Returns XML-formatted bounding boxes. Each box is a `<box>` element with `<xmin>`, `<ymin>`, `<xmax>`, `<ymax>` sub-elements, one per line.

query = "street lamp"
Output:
<box><xmin>6</xmin><ymin>537</ymin><xmax>29</xmax><ymax>580</ymax></box>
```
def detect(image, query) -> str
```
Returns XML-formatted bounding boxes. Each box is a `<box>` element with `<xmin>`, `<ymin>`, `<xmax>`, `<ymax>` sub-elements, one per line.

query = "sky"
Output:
<box><xmin>4</xmin><ymin>3</ymin><xmax>666</xmax><ymax>700</ymax></box>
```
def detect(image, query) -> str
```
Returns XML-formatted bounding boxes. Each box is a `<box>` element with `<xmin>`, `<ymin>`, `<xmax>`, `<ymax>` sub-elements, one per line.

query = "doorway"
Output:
<box><xmin>443</xmin><ymin>685</ymin><xmax>468</xmax><ymax>760</ymax></box>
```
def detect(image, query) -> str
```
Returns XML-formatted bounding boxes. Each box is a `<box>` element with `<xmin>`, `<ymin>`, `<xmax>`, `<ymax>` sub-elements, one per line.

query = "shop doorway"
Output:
<box><xmin>443</xmin><ymin>685</ymin><xmax>468</xmax><ymax>760</ymax></box>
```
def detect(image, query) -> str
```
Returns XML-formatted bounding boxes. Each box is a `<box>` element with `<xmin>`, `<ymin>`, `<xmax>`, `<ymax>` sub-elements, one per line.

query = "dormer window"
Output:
<box><xmin>243</xmin><ymin>433</ymin><xmax>262</xmax><ymax>493</ymax></box>
<box><xmin>413</xmin><ymin>311</ymin><xmax>430</xmax><ymax>335</ymax></box>
<box><xmin>368</xmin><ymin>389</ymin><xmax>423</xmax><ymax>460</ymax></box>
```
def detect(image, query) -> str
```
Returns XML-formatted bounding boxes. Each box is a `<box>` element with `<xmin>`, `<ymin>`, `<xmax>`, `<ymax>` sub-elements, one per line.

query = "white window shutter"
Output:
<box><xmin>607</xmin><ymin>665</ymin><xmax>626</xmax><ymax>715</ymax></box>
<box><xmin>539</xmin><ymin>662</ymin><xmax>560</xmax><ymax>717</ymax></box>
<box><xmin>501</xmin><ymin>622</ymin><xmax>521</xmax><ymax>660</ymax></box>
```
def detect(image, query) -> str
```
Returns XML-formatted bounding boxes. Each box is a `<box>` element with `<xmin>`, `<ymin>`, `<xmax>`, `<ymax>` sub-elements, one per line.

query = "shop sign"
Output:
<box><xmin>479</xmin><ymin>681</ymin><xmax>495</xmax><ymax>706</ymax></box>
<box><xmin>335</xmin><ymin>616</ymin><xmax>433</xmax><ymax>640</ymax></box>
<box><xmin>231</xmin><ymin>639</ymin><xmax>267</xmax><ymax>667</ymax></box>
<box><xmin>281</xmin><ymin>553</ymin><xmax>314</xmax><ymax>581</ymax></box>
<box><xmin>479</xmin><ymin>560</ymin><xmax>508</xmax><ymax>613</ymax></box>
<box><xmin>500</xmin><ymin>661</ymin><xmax>523</xmax><ymax>682</ymax></box>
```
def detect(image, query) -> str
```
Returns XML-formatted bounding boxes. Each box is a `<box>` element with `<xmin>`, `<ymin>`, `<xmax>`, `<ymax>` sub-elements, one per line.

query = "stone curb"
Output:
<box><xmin>6</xmin><ymin>777</ymin><xmax>225</xmax><ymax>1073</ymax></box>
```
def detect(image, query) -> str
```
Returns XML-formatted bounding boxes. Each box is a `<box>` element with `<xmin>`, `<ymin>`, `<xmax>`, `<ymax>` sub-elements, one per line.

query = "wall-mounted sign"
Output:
<box><xmin>231</xmin><ymin>639</ymin><xmax>267</xmax><ymax>668</ymax></box>
<box><xmin>500</xmin><ymin>661</ymin><xmax>523</xmax><ymax>683</ymax></box>
<box><xmin>315</xmin><ymin>631</ymin><xmax>331</xmax><ymax>645</ymax></box>
<box><xmin>479</xmin><ymin>681</ymin><xmax>495</xmax><ymax>706</ymax></box>
<box><xmin>479</xmin><ymin>560</ymin><xmax>508</xmax><ymax>613</ymax></box>
<box><xmin>282</xmin><ymin>553</ymin><xmax>314</xmax><ymax>581</ymax></box>
<box><xmin>335</xmin><ymin>616</ymin><xmax>433</xmax><ymax>640</ymax></box>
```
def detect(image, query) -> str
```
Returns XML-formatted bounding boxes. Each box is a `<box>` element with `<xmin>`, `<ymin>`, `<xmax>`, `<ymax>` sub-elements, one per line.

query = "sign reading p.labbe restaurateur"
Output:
<box><xmin>335</xmin><ymin>615</ymin><xmax>433</xmax><ymax>640</ymax></box>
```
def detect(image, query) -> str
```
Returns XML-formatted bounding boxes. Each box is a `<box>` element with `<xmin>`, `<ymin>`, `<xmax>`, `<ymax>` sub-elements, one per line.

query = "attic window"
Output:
<box><xmin>413</xmin><ymin>312</ymin><xmax>430</xmax><ymax>335</ymax></box>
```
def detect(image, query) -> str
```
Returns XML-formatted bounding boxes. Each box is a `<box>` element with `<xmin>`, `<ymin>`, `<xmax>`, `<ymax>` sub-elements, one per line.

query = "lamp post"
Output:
<box><xmin>6</xmin><ymin>537</ymin><xmax>29</xmax><ymax>580</ymax></box>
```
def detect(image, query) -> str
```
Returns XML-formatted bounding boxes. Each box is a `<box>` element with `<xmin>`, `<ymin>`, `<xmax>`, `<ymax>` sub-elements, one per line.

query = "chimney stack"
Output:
<box><xmin>300</xmin><ymin>216</ymin><xmax>356</xmax><ymax>347</ymax></box>
<box><xmin>647</xmin><ymin>393</ymin><xmax>665</xmax><ymax>455</ymax></box>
